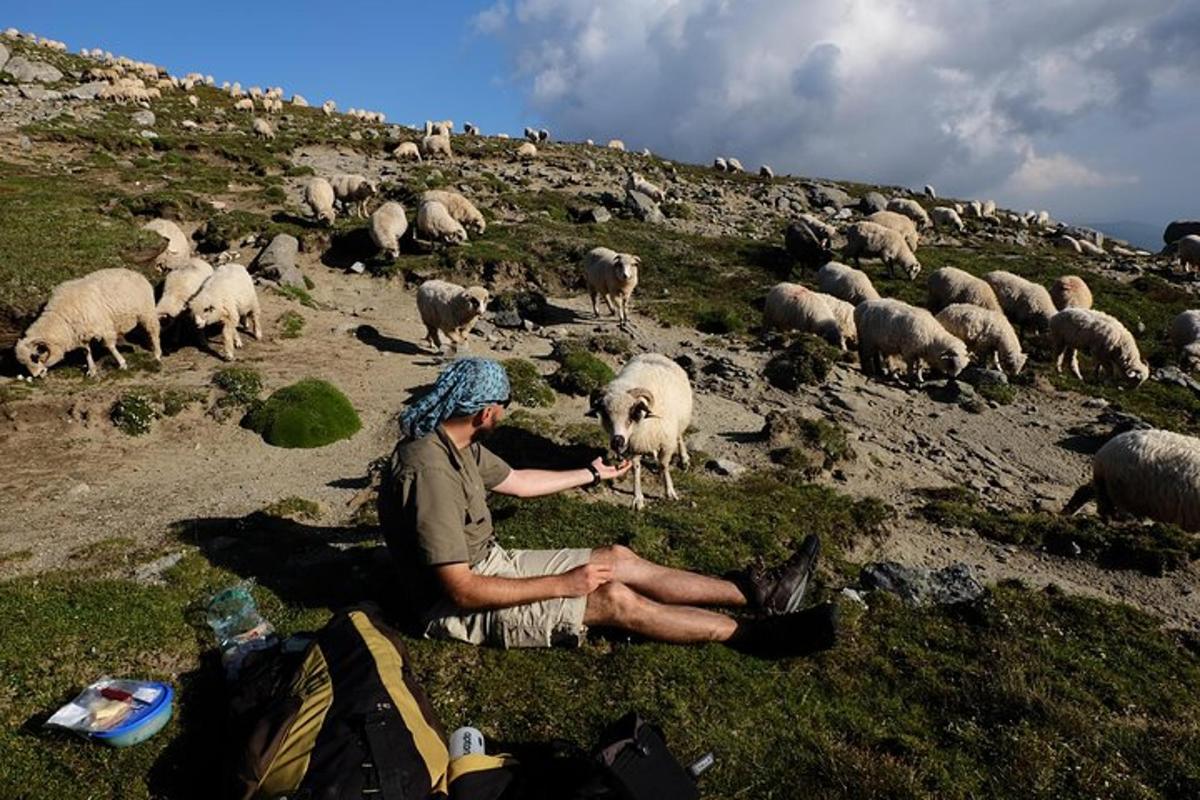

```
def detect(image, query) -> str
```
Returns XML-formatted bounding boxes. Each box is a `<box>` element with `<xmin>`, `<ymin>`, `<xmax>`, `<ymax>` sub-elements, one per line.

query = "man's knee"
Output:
<box><xmin>587</xmin><ymin>581</ymin><xmax>645</xmax><ymax>625</ymax></box>
<box><xmin>591</xmin><ymin>543</ymin><xmax>639</xmax><ymax>567</ymax></box>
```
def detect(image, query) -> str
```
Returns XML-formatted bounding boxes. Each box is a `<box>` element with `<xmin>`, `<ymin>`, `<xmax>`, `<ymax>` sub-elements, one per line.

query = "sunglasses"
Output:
<box><xmin>497</xmin><ymin>397</ymin><xmax>512</xmax><ymax>409</ymax></box>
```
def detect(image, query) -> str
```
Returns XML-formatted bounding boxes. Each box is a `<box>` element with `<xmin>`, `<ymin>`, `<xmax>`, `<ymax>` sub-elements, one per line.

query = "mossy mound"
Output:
<box><xmin>503</xmin><ymin>358</ymin><xmax>555</xmax><ymax>407</ymax></box>
<box><xmin>763</xmin><ymin>335</ymin><xmax>840</xmax><ymax>390</ymax></box>
<box><xmin>242</xmin><ymin>379</ymin><xmax>361</xmax><ymax>448</ymax></box>
<box><xmin>550</xmin><ymin>340</ymin><xmax>616</xmax><ymax>396</ymax></box>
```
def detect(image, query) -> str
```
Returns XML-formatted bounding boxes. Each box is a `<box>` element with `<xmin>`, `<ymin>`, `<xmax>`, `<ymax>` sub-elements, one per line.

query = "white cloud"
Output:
<box><xmin>473</xmin><ymin>0</ymin><xmax>1196</xmax><ymax>222</ymax></box>
<box><xmin>471</xmin><ymin>1</ymin><xmax>510</xmax><ymax>35</ymax></box>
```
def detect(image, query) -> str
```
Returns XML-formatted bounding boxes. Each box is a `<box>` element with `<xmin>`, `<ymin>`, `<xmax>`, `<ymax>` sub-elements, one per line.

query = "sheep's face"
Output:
<box><xmin>940</xmin><ymin>345</ymin><xmax>970</xmax><ymax>378</ymax></box>
<box><xmin>15</xmin><ymin>338</ymin><xmax>60</xmax><ymax>377</ymax></box>
<box><xmin>591</xmin><ymin>388</ymin><xmax>656</xmax><ymax>455</ymax></box>
<box><xmin>1126</xmin><ymin>359</ymin><xmax>1150</xmax><ymax>386</ymax></box>
<box><xmin>1004</xmin><ymin>351</ymin><xmax>1028</xmax><ymax>375</ymax></box>
<box><xmin>192</xmin><ymin>301</ymin><xmax>220</xmax><ymax>329</ymax></box>
<box><xmin>614</xmin><ymin>255</ymin><xmax>640</xmax><ymax>283</ymax></box>
<box><xmin>903</xmin><ymin>257</ymin><xmax>922</xmax><ymax>281</ymax></box>
<box><xmin>463</xmin><ymin>287</ymin><xmax>489</xmax><ymax>317</ymax></box>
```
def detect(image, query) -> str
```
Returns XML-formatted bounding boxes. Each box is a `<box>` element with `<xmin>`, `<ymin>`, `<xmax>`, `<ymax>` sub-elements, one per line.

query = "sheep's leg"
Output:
<box><xmin>103</xmin><ymin>334</ymin><xmax>127</xmax><ymax>371</ymax></box>
<box><xmin>590</xmin><ymin>291</ymin><xmax>600</xmax><ymax>317</ymax></box>
<box><xmin>662</xmin><ymin>455</ymin><xmax>679</xmax><ymax>502</ymax></box>
<box><xmin>142</xmin><ymin>314</ymin><xmax>162</xmax><ymax>361</ymax></box>
<box><xmin>632</xmin><ymin>457</ymin><xmax>645</xmax><ymax>512</ymax></box>
<box><xmin>603</xmin><ymin>294</ymin><xmax>617</xmax><ymax>316</ymax></box>
<box><xmin>455</xmin><ymin>326</ymin><xmax>470</xmax><ymax>351</ymax></box>
<box><xmin>426</xmin><ymin>326</ymin><xmax>442</xmax><ymax>352</ymax></box>
<box><xmin>221</xmin><ymin>322</ymin><xmax>237</xmax><ymax>361</ymax></box>
<box><xmin>677</xmin><ymin>436</ymin><xmax>690</xmax><ymax>470</ymax></box>
<box><xmin>84</xmin><ymin>342</ymin><xmax>99</xmax><ymax>378</ymax></box>
<box><xmin>249</xmin><ymin>303</ymin><xmax>263</xmax><ymax>340</ymax></box>
<box><xmin>992</xmin><ymin>351</ymin><xmax>1002</xmax><ymax>371</ymax></box>
<box><xmin>1069</xmin><ymin>349</ymin><xmax>1082</xmax><ymax>381</ymax></box>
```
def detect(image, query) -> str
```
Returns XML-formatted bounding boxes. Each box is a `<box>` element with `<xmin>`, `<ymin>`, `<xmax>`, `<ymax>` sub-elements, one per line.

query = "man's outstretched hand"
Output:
<box><xmin>592</xmin><ymin>456</ymin><xmax>633</xmax><ymax>481</ymax></box>
<box><xmin>560</xmin><ymin>562</ymin><xmax>614</xmax><ymax>597</ymax></box>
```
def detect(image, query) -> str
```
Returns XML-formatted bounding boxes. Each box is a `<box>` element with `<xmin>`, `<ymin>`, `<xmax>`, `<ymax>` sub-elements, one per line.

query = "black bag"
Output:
<box><xmin>584</xmin><ymin>713</ymin><xmax>704</xmax><ymax>800</ymax></box>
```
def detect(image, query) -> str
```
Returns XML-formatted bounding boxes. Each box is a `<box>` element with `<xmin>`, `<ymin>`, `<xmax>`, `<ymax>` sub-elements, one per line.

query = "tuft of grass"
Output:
<box><xmin>550</xmin><ymin>342</ymin><xmax>616</xmax><ymax>397</ymax></box>
<box><xmin>262</xmin><ymin>496</ymin><xmax>322</xmax><ymax>521</ymax></box>
<box><xmin>763</xmin><ymin>335</ymin><xmax>841</xmax><ymax>390</ymax></box>
<box><xmin>976</xmin><ymin>381</ymin><xmax>1018</xmax><ymax>405</ymax></box>
<box><xmin>213</xmin><ymin>366</ymin><xmax>263</xmax><ymax>408</ymax></box>
<box><xmin>696</xmin><ymin>307</ymin><xmax>746</xmax><ymax>335</ymax></box>
<box><xmin>274</xmin><ymin>284</ymin><xmax>319</xmax><ymax>309</ymax></box>
<box><xmin>276</xmin><ymin>310</ymin><xmax>305</xmax><ymax>339</ymax></box>
<box><xmin>919</xmin><ymin>487</ymin><xmax>1200</xmax><ymax>575</ymax></box>
<box><xmin>242</xmin><ymin>378</ymin><xmax>362</xmax><ymax>448</ymax></box>
<box><xmin>770</xmin><ymin>417</ymin><xmax>855</xmax><ymax>475</ymax></box>
<box><xmin>110</xmin><ymin>387</ymin><xmax>204</xmax><ymax>435</ymax></box>
<box><xmin>502</xmin><ymin>359</ymin><xmax>556</xmax><ymax>408</ymax></box>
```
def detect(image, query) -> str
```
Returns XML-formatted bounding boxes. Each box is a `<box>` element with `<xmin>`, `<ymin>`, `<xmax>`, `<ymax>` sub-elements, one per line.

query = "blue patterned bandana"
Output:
<box><xmin>400</xmin><ymin>358</ymin><xmax>511</xmax><ymax>439</ymax></box>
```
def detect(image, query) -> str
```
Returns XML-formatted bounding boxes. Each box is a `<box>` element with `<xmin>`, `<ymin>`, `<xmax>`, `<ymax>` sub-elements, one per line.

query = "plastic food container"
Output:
<box><xmin>45</xmin><ymin>679</ymin><xmax>174</xmax><ymax>748</ymax></box>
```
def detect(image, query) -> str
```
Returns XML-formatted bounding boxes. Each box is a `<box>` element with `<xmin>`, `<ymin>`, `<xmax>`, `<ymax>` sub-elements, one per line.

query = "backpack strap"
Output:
<box><xmin>363</xmin><ymin>703</ymin><xmax>412</xmax><ymax>799</ymax></box>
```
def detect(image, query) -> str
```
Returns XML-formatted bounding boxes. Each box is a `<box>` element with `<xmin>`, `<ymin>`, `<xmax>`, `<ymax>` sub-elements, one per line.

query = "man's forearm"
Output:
<box><xmin>499</xmin><ymin>467</ymin><xmax>593</xmax><ymax>498</ymax></box>
<box><xmin>449</xmin><ymin>572</ymin><xmax>569</xmax><ymax>610</ymax></box>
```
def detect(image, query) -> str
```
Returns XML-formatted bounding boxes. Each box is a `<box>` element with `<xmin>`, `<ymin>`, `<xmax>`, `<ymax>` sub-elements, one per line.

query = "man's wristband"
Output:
<box><xmin>585</xmin><ymin>463</ymin><xmax>602</xmax><ymax>486</ymax></box>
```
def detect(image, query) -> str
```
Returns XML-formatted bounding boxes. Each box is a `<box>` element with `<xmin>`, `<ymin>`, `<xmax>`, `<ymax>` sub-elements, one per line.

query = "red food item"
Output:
<box><xmin>100</xmin><ymin>687</ymin><xmax>133</xmax><ymax>702</ymax></box>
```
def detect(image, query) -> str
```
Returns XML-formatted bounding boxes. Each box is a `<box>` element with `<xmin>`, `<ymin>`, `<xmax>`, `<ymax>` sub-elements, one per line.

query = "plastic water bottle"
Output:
<box><xmin>205</xmin><ymin>582</ymin><xmax>278</xmax><ymax>680</ymax></box>
<box><xmin>449</xmin><ymin>727</ymin><xmax>485</xmax><ymax>759</ymax></box>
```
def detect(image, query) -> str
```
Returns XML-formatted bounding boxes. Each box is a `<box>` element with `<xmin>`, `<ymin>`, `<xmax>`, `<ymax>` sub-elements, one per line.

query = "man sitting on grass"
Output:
<box><xmin>379</xmin><ymin>357</ymin><xmax>837</xmax><ymax>656</ymax></box>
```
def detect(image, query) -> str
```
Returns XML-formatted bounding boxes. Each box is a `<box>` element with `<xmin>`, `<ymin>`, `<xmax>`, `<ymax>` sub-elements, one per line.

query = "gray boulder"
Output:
<box><xmin>66</xmin><ymin>81</ymin><xmax>107</xmax><ymax>100</ymax></box>
<box><xmin>0</xmin><ymin>43</ymin><xmax>9</xmax><ymax>72</ymax></box>
<box><xmin>572</xmin><ymin>206</ymin><xmax>611</xmax><ymax>224</ymax></box>
<box><xmin>3</xmin><ymin>56</ymin><xmax>63</xmax><ymax>83</ymax></box>
<box><xmin>625</xmin><ymin>190</ymin><xmax>665</xmax><ymax>224</ymax></box>
<box><xmin>253</xmin><ymin>234</ymin><xmax>300</xmax><ymax>277</ymax></box>
<box><xmin>859</xmin><ymin>191</ymin><xmax>888</xmax><ymax>214</ymax></box>
<box><xmin>1062</xmin><ymin>225</ymin><xmax>1103</xmax><ymax>248</ymax></box>
<box><xmin>1164</xmin><ymin>220</ymin><xmax>1200</xmax><ymax>247</ymax></box>
<box><xmin>18</xmin><ymin>84</ymin><xmax>61</xmax><ymax>101</ymax></box>
<box><xmin>273</xmin><ymin>264</ymin><xmax>307</xmax><ymax>290</ymax></box>
<box><xmin>131</xmin><ymin>109</ymin><xmax>156</xmax><ymax>127</ymax></box>
<box><xmin>807</xmin><ymin>184</ymin><xmax>852</xmax><ymax>210</ymax></box>
<box><xmin>859</xmin><ymin>561</ymin><xmax>986</xmax><ymax>607</ymax></box>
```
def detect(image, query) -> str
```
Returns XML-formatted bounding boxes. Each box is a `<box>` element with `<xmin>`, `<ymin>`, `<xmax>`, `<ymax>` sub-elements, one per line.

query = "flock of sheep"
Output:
<box><xmin>5</xmin><ymin>26</ymin><xmax>1198</xmax><ymax>534</ymax></box>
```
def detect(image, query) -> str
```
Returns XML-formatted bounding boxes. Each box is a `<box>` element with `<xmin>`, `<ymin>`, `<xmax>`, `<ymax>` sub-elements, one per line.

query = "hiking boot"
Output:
<box><xmin>738</xmin><ymin>534</ymin><xmax>820</xmax><ymax>616</ymax></box>
<box><xmin>729</xmin><ymin>602</ymin><xmax>839</xmax><ymax>659</ymax></box>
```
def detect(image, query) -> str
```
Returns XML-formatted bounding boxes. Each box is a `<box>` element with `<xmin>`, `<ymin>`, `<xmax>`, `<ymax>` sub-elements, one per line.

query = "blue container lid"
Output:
<box><xmin>89</xmin><ymin>682</ymin><xmax>174</xmax><ymax>743</ymax></box>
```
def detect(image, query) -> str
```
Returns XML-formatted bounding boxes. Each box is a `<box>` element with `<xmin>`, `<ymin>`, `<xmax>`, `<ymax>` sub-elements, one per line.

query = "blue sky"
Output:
<box><xmin>7</xmin><ymin>2</ymin><xmax>1198</xmax><ymax>238</ymax></box>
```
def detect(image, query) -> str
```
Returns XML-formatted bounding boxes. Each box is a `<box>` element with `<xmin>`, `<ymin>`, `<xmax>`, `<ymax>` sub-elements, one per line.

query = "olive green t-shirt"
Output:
<box><xmin>381</xmin><ymin>426</ymin><xmax>512</xmax><ymax>573</ymax></box>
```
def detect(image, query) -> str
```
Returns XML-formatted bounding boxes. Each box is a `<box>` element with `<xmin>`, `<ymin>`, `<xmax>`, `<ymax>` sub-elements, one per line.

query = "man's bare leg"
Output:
<box><xmin>583</xmin><ymin>582</ymin><xmax>738</xmax><ymax>644</ymax></box>
<box><xmin>590</xmin><ymin>545</ymin><xmax>746</xmax><ymax>608</ymax></box>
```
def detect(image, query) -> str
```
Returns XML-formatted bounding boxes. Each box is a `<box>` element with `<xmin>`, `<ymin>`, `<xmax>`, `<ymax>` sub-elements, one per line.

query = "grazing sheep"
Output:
<box><xmin>886</xmin><ymin>197</ymin><xmax>932</xmax><ymax>229</ymax></box>
<box><xmin>1050</xmin><ymin>275</ymin><xmax>1093</xmax><ymax>310</ymax></box>
<box><xmin>516</xmin><ymin>141</ymin><xmax>538</xmax><ymax>160</ymax></box>
<box><xmin>866</xmin><ymin>210</ymin><xmax>920</xmax><ymax>251</ymax></box>
<box><xmin>589</xmin><ymin>354</ymin><xmax>693</xmax><ymax>511</ymax></box>
<box><xmin>984</xmin><ymin>271</ymin><xmax>1058</xmax><ymax>336</ymax></box>
<box><xmin>935</xmin><ymin>303</ymin><xmax>1027</xmax><ymax>375</ymax></box>
<box><xmin>981</xmin><ymin>200</ymin><xmax>997</xmax><ymax>218</ymax></box>
<box><xmin>583</xmin><ymin>247</ymin><xmax>640</xmax><ymax>325</ymax></box>
<box><xmin>420</xmin><ymin>190</ymin><xmax>486</xmax><ymax>234</ymax></box>
<box><xmin>369</xmin><ymin>202</ymin><xmax>408</xmax><ymax>260</ymax></box>
<box><xmin>816</xmin><ymin>261</ymin><xmax>881</xmax><ymax>306</ymax></box>
<box><xmin>188</xmin><ymin>263</ymin><xmax>261</xmax><ymax>361</ymax></box>
<box><xmin>1078</xmin><ymin>239</ymin><xmax>1106</xmax><ymax>258</ymax></box>
<box><xmin>1177</xmin><ymin>235</ymin><xmax>1200</xmax><ymax>273</ymax></box>
<box><xmin>463</xmin><ymin>123</ymin><xmax>479</xmax><ymax>135</ymax></box>
<box><xmin>421</xmin><ymin>134</ymin><xmax>452</xmax><ymax>159</ymax></box>
<box><xmin>1064</xmin><ymin>429</ymin><xmax>1200</xmax><ymax>532</ymax></box>
<box><xmin>416</xmin><ymin>200</ymin><xmax>468</xmax><ymax>245</ymax></box>
<box><xmin>854</xmin><ymin>298</ymin><xmax>970</xmax><ymax>382</ymax></box>
<box><xmin>1050</xmin><ymin>308</ymin><xmax>1149</xmax><ymax>384</ymax></box>
<box><xmin>924</xmin><ymin>184</ymin><xmax>936</xmax><ymax>199</ymax></box>
<box><xmin>321</xmin><ymin>100</ymin><xmax>336</xmax><ymax>116</ymax></box>
<box><xmin>392</xmin><ymin>141</ymin><xmax>421</xmax><ymax>162</ymax></box>
<box><xmin>252</xmin><ymin>117</ymin><xmax>274</xmax><ymax>140</ymax></box>
<box><xmin>304</xmin><ymin>177</ymin><xmax>336</xmax><ymax>224</ymax></box>
<box><xmin>524</xmin><ymin>127</ymin><xmax>538</xmax><ymax>142</ymax></box>
<box><xmin>713</xmin><ymin>157</ymin><xmax>728</xmax><ymax>172</ymax></box>
<box><xmin>142</xmin><ymin>218</ymin><xmax>190</xmax><ymax>269</ymax></box>
<box><xmin>816</xmin><ymin>292</ymin><xmax>857</xmax><ymax>347</ymax></box>
<box><xmin>784</xmin><ymin>219</ymin><xmax>835</xmax><ymax>273</ymax></box>
<box><xmin>291</xmin><ymin>94</ymin><xmax>308</xmax><ymax>107</ymax></box>
<box><xmin>843</xmin><ymin>221</ymin><xmax>922</xmax><ymax>280</ymax></box>
<box><xmin>156</xmin><ymin>258</ymin><xmax>214</xmax><ymax>319</ymax></box>
<box><xmin>964</xmin><ymin>201</ymin><xmax>983</xmax><ymax>219</ymax></box>
<box><xmin>796</xmin><ymin>213</ymin><xmax>841</xmax><ymax>246</ymax></box>
<box><xmin>726</xmin><ymin>158</ymin><xmax>744</xmax><ymax>172</ymax></box>
<box><xmin>927</xmin><ymin>267</ymin><xmax>1002</xmax><ymax>313</ymax></box>
<box><xmin>187</xmin><ymin>95</ymin><xmax>199</xmax><ymax>109</ymax></box>
<box><xmin>234</xmin><ymin>97</ymin><xmax>254</xmax><ymax>113</ymax></box>
<box><xmin>415</xmin><ymin>279</ymin><xmax>488</xmax><ymax>352</ymax></box>
<box><xmin>15</xmin><ymin>269</ymin><xmax>161</xmax><ymax>378</ymax></box>
<box><xmin>1053</xmin><ymin>234</ymin><xmax>1082</xmax><ymax>254</ymax></box>
<box><xmin>329</xmin><ymin>174</ymin><xmax>377</xmax><ymax>218</ymax></box>
<box><xmin>537</xmin><ymin>128</ymin><xmax>550</xmax><ymax>143</ymax></box>
<box><xmin>760</xmin><ymin>165</ymin><xmax>775</xmax><ymax>179</ymax></box>
<box><xmin>607</xmin><ymin>139</ymin><xmax>626</xmax><ymax>151</ymax></box>
<box><xmin>1169</xmin><ymin>310</ymin><xmax>1200</xmax><ymax>371</ymax></box>
<box><xmin>763</xmin><ymin>283</ymin><xmax>845</xmax><ymax>349</ymax></box>
<box><xmin>931</xmin><ymin>206</ymin><xmax>965</xmax><ymax>233</ymax></box>
<box><xmin>626</xmin><ymin>172</ymin><xmax>665</xmax><ymax>203</ymax></box>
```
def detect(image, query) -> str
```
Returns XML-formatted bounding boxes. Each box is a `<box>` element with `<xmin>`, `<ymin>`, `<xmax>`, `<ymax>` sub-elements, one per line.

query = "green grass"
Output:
<box><xmin>273</xmin><ymin>284</ymin><xmax>319</xmax><ymax>309</ymax></box>
<box><xmin>763</xmin><ymin>335</ymin><xmax>842</xmax><ymax>391</ymax></box>
<box><xmin>550</xmin><ymin>341</ymin><xmax>617</xmax><ymax>397</ymax></box>
<box><xmin>111</xmin><ymin>387</ymin><xmax>206</xmax><ymax>435</ymax></box>
<box><xmin>920</xmin><ymin>486</ymin><xmax>1200</xmax><ymax>576</ymax></box>
<box><xmin>242</xmin><ymin>378</ymin><xmax>361</xmax><ymax>448</ymax></box>
<box><xmin>212</xmin><ymin>367</ymin><xmax>263</xmax><ymax>409</ymax></box>
<box><xmin>262</xmin><ymin>496</ymin><xmax>322</xmax><ymax>521</ymax></box>
<box><xmin>502</xmin><ymin>359</ymin><xmax>555</xmax><ymax>408</ymax></box>
<box><xmin>276</xmin><ymin>310</ymin><xmax>305</xmax><ymax>339</ymax></box>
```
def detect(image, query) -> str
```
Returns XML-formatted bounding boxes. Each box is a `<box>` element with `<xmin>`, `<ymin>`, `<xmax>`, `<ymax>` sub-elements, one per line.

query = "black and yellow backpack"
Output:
<box><xmin>230</xmin><ymin>604</ymin><xmax>517</xmax><ymax>800</ymax></box>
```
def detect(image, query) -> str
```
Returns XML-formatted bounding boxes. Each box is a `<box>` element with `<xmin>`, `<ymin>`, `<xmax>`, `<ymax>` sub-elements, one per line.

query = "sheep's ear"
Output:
<box><xmin>627</xmin><ymin>387</ymin><xmax>656</xmax><ymax>415</ymax></box>
<box><xmin>585</xmin><ymin>390</ymin><xmax>604</xmax><ymax>418</ymax></box>
<box><xmin>34</xmin><ymin>340</ymin><xmax>50</xmax><ymax>357</ymax></box>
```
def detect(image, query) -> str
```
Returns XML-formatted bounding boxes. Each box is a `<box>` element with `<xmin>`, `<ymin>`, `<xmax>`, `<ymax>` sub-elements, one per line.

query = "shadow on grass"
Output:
<box><xmin>355</xmin><ymin>324</ymin><xmax>426</xmax><ymax>356</ymax></box>
<box><xmin>486</xmin><ymin>425</ymin><xmax>605</xmax><ymax>471</ymax></box>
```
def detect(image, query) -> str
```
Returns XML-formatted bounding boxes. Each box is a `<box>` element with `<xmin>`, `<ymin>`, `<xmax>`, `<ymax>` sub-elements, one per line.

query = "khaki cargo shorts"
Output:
<box><xmin>423</xmin><ymin>545</ymin><xmax>593</xmax><ymax>649</ymax></box>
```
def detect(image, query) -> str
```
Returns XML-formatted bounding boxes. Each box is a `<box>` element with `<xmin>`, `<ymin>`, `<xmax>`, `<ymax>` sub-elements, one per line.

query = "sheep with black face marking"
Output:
<box><xmin>188</xmin><ymin>263</ymin><xmax>261</xmax><ymax>361</ymax></box>
<box><xmin>935</xmin><ymin>303</ymin><xmax>1027</xmax><ymax>375</ymax></box>
<box><xmin>984</xmin><ymin>270</ymin><xmax>1058</xmax><ymax>337</ymax></box>
<box><xmin>866</xmin><ymin>210</ymin><xmax>919</xmax><ymax>251</ymax></box>
<box><xmin>583</xmin><ymin>247</ymin><xmax>640</xmax><ymax>325</ymax></box>
<box><xmin>15</xmin><ymin>269</ymin><xmax>161</xmax><ymax>378</ymax></box>
<box><xmin>589</xmin><ymin>354</ymin><xmax>693</xmax><ymax>511</ymax></box>
<box><xmin>1169</xmin><ymin>310</ymin><xmax>1200</xmax><ymax>371</ymax></box>
<box><xmin>843</xmin><ymin>221</ymin><xmax>922</xmax><ymax>280</ymax></box>
<box><xmin>927</xmin><ymin>267</ymin><xmax>1002</xmax><ymax>313</ymax></box>
<box><xmin>420</xmin><ymin>190</ymin><xmax>486</xmax><ymax>235</ymax></box>
<box><xmin>815</xmin><ymin>261</ymin><xmax>880</xmax><ymax>306</ymax></box>
<box><xmin>416</xmin><ymin>279</ymin><xmax>488</xmax><ymax>353</ymax></box>
<box><xmin>416</xmin><ymin>200</ymin><xmax>468</xmax><ymax>245</ymax></box>
<box><xmin>329</xmin><ymin>174</ymin><xmax>377</xmax><ymax>218</ymax></box>
<box><xmin>1064</xmin><ymin>429</ymin><xmax>1200</xmax><ymax>532</ymax></box>
<box><xmin>887</xmin><ymin>197</ymin><xmax>932</xmax><ymax>229</ymax></box>
<box><xmin>369</xmin><ymin>202</ymin><xmax>408</xmax><ymax>260</ymax></box>
<box><xmin>1049</xmin><ymin>308</ymin><xmax>1149</xmax><ymax>385</ymax></box>
<box><xmin>763</xmin><ymin>283</ymin><xmax>846</xmax><ymax>349</ymax></box>
<box><xmin>854</xmin><ymin>298</ymin><xmax>970</xmax><ymax>382</ymax></box>
<box><xmin>713</xmin><ymin>157</ymin><xmax>728</xmax><ymax>172</ymax></box>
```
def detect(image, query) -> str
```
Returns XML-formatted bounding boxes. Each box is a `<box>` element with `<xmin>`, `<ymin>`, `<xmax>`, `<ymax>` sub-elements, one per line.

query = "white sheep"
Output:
<box><xmin>866</xmin><ymin>210</ymin><xmax>920</xmax><ymax>251</ymax></box>
<box><xmin>935</xmin><ymin>303</ymin><xmax>1026</xmax><ymax>375</ymax></box>
<box><xmin>252</xmin><ymin>117</ymin><xmax>274</xmax><ymax>140</ymax></box>
<box><xmin>965</xmin><ymin>201</ymin><xmax>983</xmax><ymax>219</ymax></box>
<box><xmin>983</xmin><ymin>271</ymin><xmax>1058</xmax><ymax>336</ymax></box>
<box><xmin>537</xmin><ymin>128</ymin><xmax>550</xmax><ymax>143</ymax></box>
<box><xmin>421</xmin><ymin>134</ymin><xmax>452</xmax><ymax>159</ymax></box>
<box><xmin>1078</xmin><ymin>239</ymin><xmax>1106</xmax><ymax>258</ymax></box>
<box><xmin>726</xmin><ymin>158</ymin><xmax>744</xmax><ymax>172</ymax></box>
<box><xmin>416</xmin><ymin>200</ymin><xmax>468</xmax><ymax>245</ymax></box>
<box><xmin>291</xmin><ymin>94</ymin><xmax>308</xmax><ymax>107</ymax></box>
<box><xmin>369</xmin><ymin>202</ymin><xmax>408</xmax><ymax>260</ymax></box>
<box><xmin>329</xmin><ymin>174</ymin><xmax>377</xmax><ymax>218</ymax></box>
<box><xmin>886</xmin><ymin>197</ymin><xmax>932</xmax><ymax>229</ymax></box>
<box><xmin>931</xmin><ymin>206</ymin><xmax>965</xmax><ymax>233</ymax></box>
<box><xmin>156</xmin><ymin>258</ymin><xmax>214</xmax><ymax>319</ymax></box>
<box><xmin>626</xmin><ymin>172</ymin><xmax>665</xmax><ymax>203</ymax></box>
<box><xmin>234</xmin><ymin>97</ymin><xmax>254</xmax><ymax>113</ymax></box>
<box><xmin>415</xmin><ymin>279</ymin><xmax>488</xmax><ymax>352</ymax></box>
<box><xmin>392</xmin><ymin>141</ymin><xmax>421</xmax><ymax>162</ymax></box>
<box><xmin>1065</xmin><ymin>429</ymin><xmax>1200</xmax><ymax>532</ymax></box>
<box><xmin>854</xmin><ymin>298</ymin><xmax>970</xmax><ymax>382</ymax></box>
<box><xmin>583</xmin><ymin>247</ymin><xmax>640</xmax><ymax>325</ymax></box>
<box><xmin>1050</xmin><ymin>275</ymin><xmax>1093</xmax><ymax>310</ymax></box>
<box><xmin>1177</xmin><ymin>235</ymin><xmax>1200</xmax><ymax>273</ymax></box>
<box><xmin>188</xmin><ymin>263</ymin><xmax>261</xmax><ymax>361</ymax></box>
<box><xmin>843</xmin><ymin>221</ymin><xmax>922</xmax><ymax>280</ymax></box>
<box><xmin>927</xmin><ymin>267</ymin><xmax>1001</xmax><ymax>313</ymax></box>
<box><xmin>760</xmin><ymin>165</ymin><xmax>775</xmax><ymax>179</ymax></box>
<box><xmin>516</xmin><ymin>141</ymin><xmax>538</xmax><ymax>160</ymax></box>
<box><xmin>924</xmin><ymin>184</ymin><xmax>936</xmax><ymax>199</ymax></box>
<box><xmin>420</xmin><ymin>190</ymin><xmax>486</xmax><ymax>234</ymax></box>
<box><xmin>304</xmin><ymin>177</ymin><xmax>336</xmax><ymax>224</ymax></box>
<box><xmin>981</xmin><ymin>200</ymin><xmax>997</xmax><ymax>218</ymax></box>
<box><xmin>15</xmin><ymin>269</ymin><xmax>161</xmax><ymax>378</ymax></box>
<box><xmin>607</xmin><ymin>139</ymin><xmax>626</xmax><ymax>151</ymax></box>
<box><xmin>321</xmin><ymin>100</ymin><xmax>336</xmax><ymax>116</ymax></box>
<box><xmin>1049</xmin><ymin>308</ymin><xmax>1149</xmax><ymax>385</ymax></box>
<box><xmin>590</xmin><ymin>354</ymin><xmax>693</xmax><ymax>511</ymax></box>
<box><xmin>815</xmin><ymin>261</ymin><xmax>881</xmax><ymax>306</ymax></box>
<box><xmin>1169</xmin><ymin>310</ymin><xmax>1200</xmax><ymax>371</ymax></box>
<box><xmin>763</xmin><ymin>283</ymin><xmax>845</xmax><ymax>349</ymax></box>
<box><xmin>817</xmin><ymin>292</ymin><xmax>857</xmax><ymax>347</ymax></box>
<box><xmin>523</xmin><ymin>127</ymin><xmax>538</xmax><ymax>142</ymax></box>
<box><xmin>1053</xmin><ymin>234</ymin><xmax>1082</xmax><ymax>254</ymax></box>
<box><xmin>713</xmin><ymin>157</ymin><xmax>728</xmax><ymax>172</ymax></box>
<box><xmin>463</xmin><ymin>123</ymin><xmax>479</xmax><ymax>135</ymax></box>
<box><xmin>142</xmin><ymin>218</ymin><xmax>191</xmax><ymax>269</ymax></box>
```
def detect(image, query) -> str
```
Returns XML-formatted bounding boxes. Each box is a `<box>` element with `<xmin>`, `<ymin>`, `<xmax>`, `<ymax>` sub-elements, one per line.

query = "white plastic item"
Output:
<box><xmin>449</xmin><ymin>726</ymin><xmax>485</xmax><ymax>759</ymax></box>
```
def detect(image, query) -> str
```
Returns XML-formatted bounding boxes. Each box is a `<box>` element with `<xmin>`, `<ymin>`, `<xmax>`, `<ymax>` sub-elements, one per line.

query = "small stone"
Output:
<box><xmin>66</xmin><ymin>483</ymin><xmax>91</xmax><ymax>500</ymax></box>
<box><xmin>131</xmin><ymin>109</ymin><xmax>155</xmax><ymax>127</ymax></box>
<box><xmin>349</xmin><ymin>261</ymin><xmax>366</xmax><ymax>274</ymax></box>
<box><xmin>707</xmin><ymin>458</ymin><xmax>746</xmax><ymax>477</ymax></box>
<box><xmin>140</xmin><ymin>129</ymin><xmax>158</xmax><ymax>140</ymax></box>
